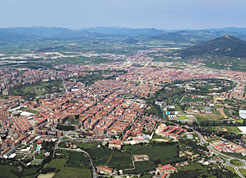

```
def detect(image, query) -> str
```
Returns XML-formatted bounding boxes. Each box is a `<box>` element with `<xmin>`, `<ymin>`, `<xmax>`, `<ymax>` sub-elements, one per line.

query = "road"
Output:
<box><xmin>236</xmin><ymin>168</ymin><xmax>245</xmax><ymax>178</ymax></box>
<box><xmin>183</xmin><ymin>125</ymin><xmax>246</xmax><ymax>178</ymax></box>
<box><xmin>194</xmin><ymin>130</ymin><xmax>207</xmax><ymax>145</ymax></box>
<box><xmin>62</xmin><ymin>78</ymin><xmax>68</xmax><ymax>94</ymax></box>
<box><xmin>206</xmin><ymin>138</ymin><xmax>246</xmax><ymax>178</ymax></box>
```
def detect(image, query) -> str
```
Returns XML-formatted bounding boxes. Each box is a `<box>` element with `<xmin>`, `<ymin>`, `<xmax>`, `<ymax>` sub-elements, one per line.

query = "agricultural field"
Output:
<box><xmin>72</xmin><ymin>142</ymin><xmax>183</xmax><ymax>174</ymax></box>
<box><xmin>43</xmin><ymin>150</ymin><xmax>92</xmax><ymax>178</ymax></box>
<box><xmin>66</xmin><ymin>152</ymin><xmax>91</xmax><ymax>168</ymax></box>
<box><xmin>171</xmin><ymin>164</ymin><xmax>237</xmax><ymax>178</ymax></box>
<box><xmin>129</xmin><ymin>144</ymin><xmax>183</xmax><ymax>165</ymax></box>
<box><xmin>124</xmin><ymin>161</ymin><xmax>155</xmax><ymax>174</ymax></box>
<box><xmin>106</xmin><ymin>151</ymin><xmax>133</xmax><ymax>170</ymax></box>
<box><xmin>0</xmin><ymin>165</ymin><xmax>18</xmax><ymax>178</ymax></box>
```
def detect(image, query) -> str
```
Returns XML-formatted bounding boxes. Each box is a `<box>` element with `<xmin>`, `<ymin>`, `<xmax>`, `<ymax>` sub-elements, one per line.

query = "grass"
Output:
<box><xmin>182</xmin><ymin>96</ymin><xmax>205</xmax><ymax>103</ymax></box>
<box><xmin>223</xmin><ymin>127</ymin><xmax>241</xmax><ymax>134</ymax></box>
<box><xmin>53</xmin><ymin>168</ymin><xmax>91</xmax><ymax>178</ymax></box>
<box><xmin>230</xmin><ymin>159</ymin><xmax>244</xmax><ymax>166</ymax></box>
<box><xmin>46</xmin><ymin>159</ymin><xmax>67</xmax><ymax>169</ymax></box>
<box><xmin>46</xmin><ymin>154</ymin><xmax>92</xmax><ymax>178</ymax></box>
<box><xmin>152</xmin><ymin>134</ymin><xmax>167</xmax><ymax>140</ymax></box>
<box><xmin>66</xmin><ymin>152</ymin><xmax>91</xmax><ymax>168</ymax></box>
<box><xmin>107</xmin><ymin>151</ymin><xmax>133</xmax><ymax>170</ymax></box>
<box><xmin>26</xmin><ymin>109</ymin><xmax>39</xmax><ymax>114</ymax></box>
<box><xmin>184</xmin><ymin>164</ymin><xmax>206</xmax><ymax>171</ymax></box>
<box><xmin>204</xmin><ymin>126</ymin><xmax>241</xmax><ymax>134</ymax></box>
<box><xmin>239</xmin><ymin>168</ymin><xmax>246</xmax><ymax>177</ymax></box>
<box><xmin>170</xmin><ymin>164</ymin><xmax>209</xmax><ymax>178</ymax></box>
<box><xmin>131</xmin><ymin>144</ymin><xmax>182</xmax><ymax>165</ymax></box>
<box><xmin>124</xmin><ymin>161</ymin><xmax>155</xmax><ymax>174</ymax></box>
<box><xmin>0</xmin><ymin>165</ymin><xmax>18</xmax><ymax>178</ymax></box>
<box><xmin>226</xmin><ymin>166</ymin><xmax>237</xmax><ymax>174</ymax></box>
<box><xmin>11</xmin><ymin>80</ymin><xmax>64</xmax><ymax>100</ymax></box>
<box><xmin>74</xmin><ymin>142</ymin><xmax>182</xmax><ymax>173</ymax></box>
<box><xmin>176</xmin><ymin>116</ymin><xmax>189</xmax><ymax>120</ymax></box>
<box><xmin>140</xmin><ymin>174</ymin><xmax>153</xmax><ymax>178</ymax></box>
<box><xmin>206</xmin><ymin>137</ymin><xmax>221</xmax><ymax>143</ymax></box>
<box><xmin>224</xmin><ymin>152</ymin><xmax>246</xmax><ymax>160</ymax></box>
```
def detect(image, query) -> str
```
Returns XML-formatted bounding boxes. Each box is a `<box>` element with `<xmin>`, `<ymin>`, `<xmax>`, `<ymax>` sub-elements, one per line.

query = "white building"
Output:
<box><xmin>239</xmin><ymin>110</ymin><xmax>246</xmax><ymax>119</ymax></box>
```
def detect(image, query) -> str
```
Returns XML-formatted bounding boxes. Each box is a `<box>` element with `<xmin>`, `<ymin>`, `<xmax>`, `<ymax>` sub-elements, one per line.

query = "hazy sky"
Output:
<box><xmin>0</xmin><ymin>0</ymin><xmax>245</xmax><ymax>29</ymax></box>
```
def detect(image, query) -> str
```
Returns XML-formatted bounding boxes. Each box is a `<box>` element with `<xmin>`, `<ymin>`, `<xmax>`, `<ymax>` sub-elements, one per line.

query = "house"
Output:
<box><xmin>157</xmin><ymin>164</ymin><xmax>177</xmax><ymax>174</ymax></box>
<box><xmin>97</xmin><ymin>166</ymin><xmax>113</xmax><ymax>175</ymax></box>
<box><xmin>108</xmin><ymin>139</ymin><xmax>122</xmax><ymax>150</ymax></box>
<box><xmin>133</xmin><ymin>154</ymin><xmax>149</xmax><ymax>161</ymax></box>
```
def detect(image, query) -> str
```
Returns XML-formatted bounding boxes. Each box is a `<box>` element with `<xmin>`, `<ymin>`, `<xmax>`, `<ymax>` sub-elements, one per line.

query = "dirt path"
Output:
<box><xmin>217</xmin><ymin>108</ymin><xmax>227</xmax><ymax>118</ymax></box>
<box><xmin>38</xmin><ymin>173</ymin><xmax>55</xmax><ymax>178</ymax></box>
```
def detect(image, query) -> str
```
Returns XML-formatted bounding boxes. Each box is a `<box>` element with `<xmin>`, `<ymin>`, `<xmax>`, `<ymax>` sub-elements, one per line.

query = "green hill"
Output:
<box><xmin>179</xmin><ymin>35</ymin><xmax>246</xmax><ymax>58</ymax></box>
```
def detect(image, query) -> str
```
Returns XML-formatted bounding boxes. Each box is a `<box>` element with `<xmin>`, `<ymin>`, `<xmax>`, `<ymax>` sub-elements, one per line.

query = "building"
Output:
<box><xmin>108</xmin><ymin>139</ymin><xmax>122</xmax><ymax>150</ymax></box>
<box><xmin>133</xmin><ymin>154</ymin><xmax>149</xmax><ymax>162</ymax></box>
<box><xmin>240</xmin><ymin>110</ymin><xmax>246</xmax><ymax>119</ymax></box>
<box><xmin>156</xmin><ymin>164</ymin><xmax>177</xmax><ymax>174</ymax></box>
<box><xmin>97</xmin><ymin>166</ymin><xmax>113</xmax><ymax>175</ymax></box>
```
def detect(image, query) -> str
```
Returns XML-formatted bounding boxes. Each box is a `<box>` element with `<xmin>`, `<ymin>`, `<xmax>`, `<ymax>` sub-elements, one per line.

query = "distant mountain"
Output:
<box><xmin>148</xmin><ymin>28</ymin><xmax>246</xmax><ymax>43</ymax></box>
<box><xmin>1</xmin><ymin>26</ymin><xmax>246</xmax><ymax>45</ymax></box>
<box><xmin>122</xmin><ymin>38</ymin><xmax>139</xmax><ymax>44</ymax></box>
<box><xmin>81</xmin><ymin>27</ymin><xmax>165</xmax><ymax>37</ymax></box>
<box><xmin>0</xmin><ymin>27</ymin><xmax>106</xmax><ymax>43</ymax></box>
<box><xmin>206</xmin><ymin>27</ymin><xmax>246</xmax><ymax>33</ymax></box>
<box><xmin>179</xmin><ymin>35</ymin><xmax>246</xmax><ymax>58</ymax></box>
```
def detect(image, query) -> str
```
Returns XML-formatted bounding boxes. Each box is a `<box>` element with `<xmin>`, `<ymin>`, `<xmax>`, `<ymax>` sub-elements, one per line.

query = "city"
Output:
<box><xmin>1</xmin><ymin>0</ymin><xmax>246</xmax><ymax>178</ymax></box>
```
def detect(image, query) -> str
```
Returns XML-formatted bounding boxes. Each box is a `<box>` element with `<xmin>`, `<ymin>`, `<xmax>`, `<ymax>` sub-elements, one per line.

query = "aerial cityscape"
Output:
<box><xmin>1</xmin><ymin>0</ymin><xmax>246</xmax><ymax>178</ymax></box>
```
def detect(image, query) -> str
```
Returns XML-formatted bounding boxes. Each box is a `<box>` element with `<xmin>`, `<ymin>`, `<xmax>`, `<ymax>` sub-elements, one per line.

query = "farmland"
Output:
<box><xmin>0</xmin><ymin>165</ymin><xmax>18</xmax><ymax>178</ymax></box>
<box><xmin>43</xmin><ymin>150</ymin><xmax>92</xmax><ymax>178</ymax></box>
<box><xmin>71</xmin><ymin>142</ymin><xmax>184</xmax><ymax>174</ymax></box>
<box><xmin>66</xmin><ymin>152</ymin><xmax>91</xmax><ymax>168</ymax></box>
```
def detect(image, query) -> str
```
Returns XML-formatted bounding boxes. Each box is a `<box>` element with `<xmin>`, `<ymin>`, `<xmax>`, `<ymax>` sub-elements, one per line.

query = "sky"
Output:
<box><xmin>0</xmin><ymin>0</ymin><xmax>246</xmax><ymax>29</ymax></box>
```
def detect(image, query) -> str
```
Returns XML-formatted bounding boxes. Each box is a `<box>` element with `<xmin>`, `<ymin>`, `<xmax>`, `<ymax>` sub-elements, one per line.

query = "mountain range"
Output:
<box><xmin>1</xmin><ymin>27</ymin><xmax>246</xmax><ymax>44</ymax></box>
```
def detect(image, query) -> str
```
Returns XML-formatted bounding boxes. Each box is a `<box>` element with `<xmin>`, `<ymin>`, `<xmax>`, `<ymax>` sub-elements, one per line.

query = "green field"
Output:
<box><xmin>230</xmin><ymin>159</ymin><xmax>244</xmax><ymax>166</ymax></box>
<box><xmin>130</xmin><ymin>144</ymin><xmax>183</xmax><ymax>165</ymax></box>
<box><xmin>176</xmin><ymin>116</ymin><xmax>189</xmax><ymax>120</ymax></box>
<box><xmin>45</xmin><ymin>151</ymin><xmax>92</xmax><ymax>178</ymax></box>
<box><xmin>0</xmin><ymin>165</ymin><xmax>18</xmax><ymax>178</ymax></box>
<box><xmin>26</xmin><ymin>109</ymin><xmax>40</xmax><ymax>114</ymax></box>
<box><xmin>226</xmin><ymin>166</ymin><xmax>237</xmax><ymax>175</ymax></box>
<box><xmin>184</xmin><ymin>164</ymin><xmax>207</xmax><ymax>171</ymax></box>
<box><xmin>11</xmin><ymin>80</ymin><xmax>64</xmax><ymax>100</ymax></box>
<box><xmin>66</xmin><ymin>152</ymin><xmax>91</xmax><ymax>168</ymax></box>
<box><xmin>107</xmin><ymin>151</ymin><xmax>133</xmax><ymax>170</ymax></box>
<box><xmin>54</xmin><ymin>167</ymin><xmax>91</xmax><ymax>178</ymax></box>
<box><xmin>46</xmin><ymin>159</ymin><xmax>67</xmax><ymax>168</ymax></box>
<box><xmin>207</xmin><ymin>137</ymin><xmax>221</xmax><ymax>143</ymax></box>
<box><xmin>204</xmin><ymin>126</ymin><xmax>241</xmax><ymax>134</ymax></box>
<box><xmin>182</xmin><ymin>96</ymin><xmax>205</xmax><ymax>103</ymax></box>
<box><xmin>73</xmin><ymin>142</ymin><xmax>183</xmax><ymax>173</ymax></box>
<box><xmin>124</xmin><ymin>161</ymin><xmax>155</xmax><ymax>174</ymax></box>
<box><xmin>171</xmin><ymin>164</ymin><xmax>237</xmax><ymax>178</ymax></box>
<box><xmin>239</xmin><ymin>168</ymin><xmax>246</xmax><ymax>177</ymax></box>
<box><xmin>140</xmin><ymin>174</ymin><xmax>153</xmax><ymax>178</ymax></box>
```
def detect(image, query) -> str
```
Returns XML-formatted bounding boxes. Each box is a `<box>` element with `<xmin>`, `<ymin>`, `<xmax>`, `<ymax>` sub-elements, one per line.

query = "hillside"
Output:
<box><xmin>179</xmin><ymin>35</ymin><xmax>246</xmax><ymax>58</ymax></box>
